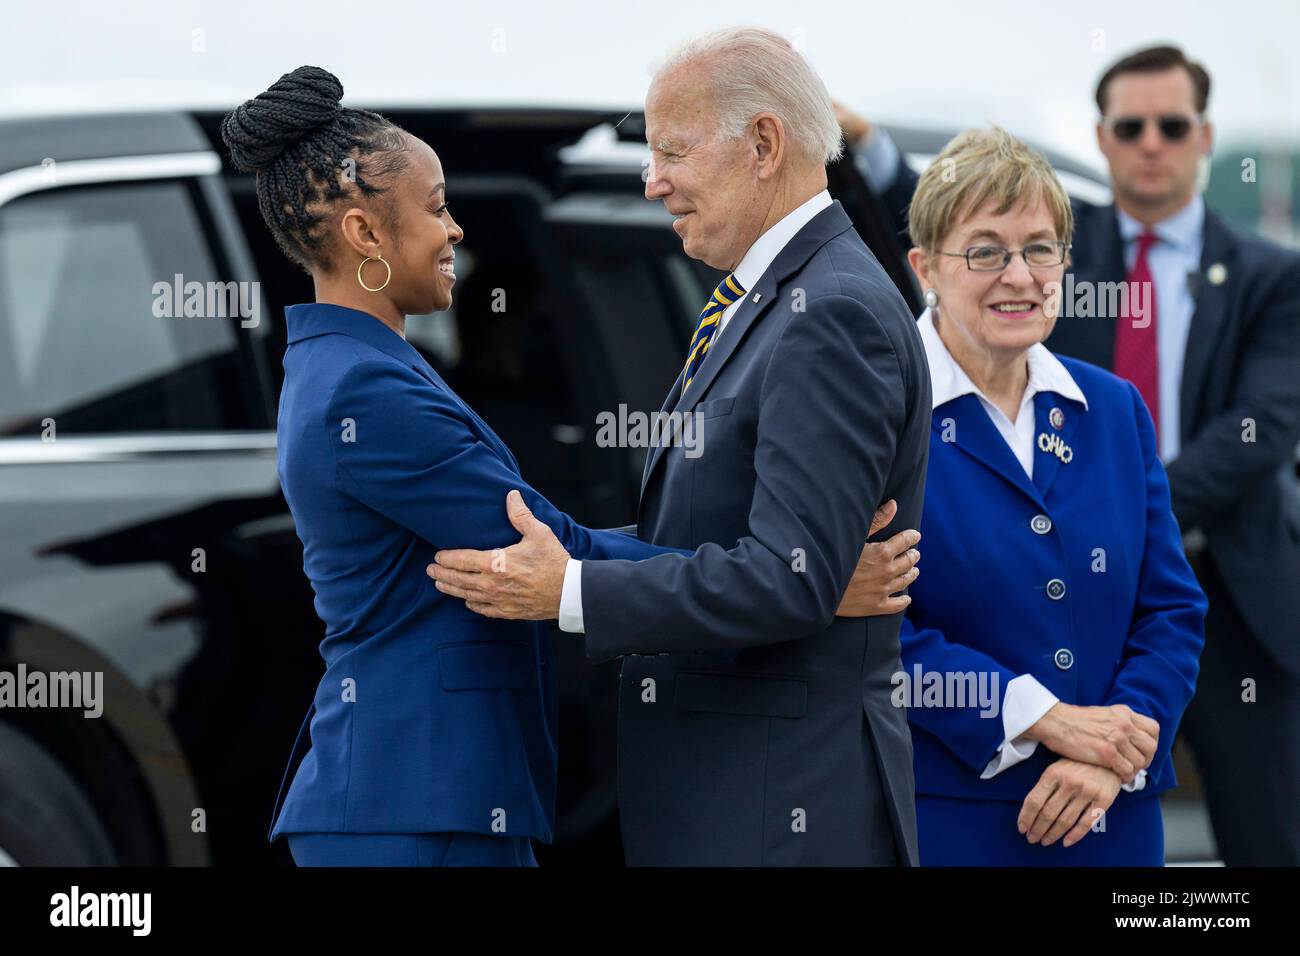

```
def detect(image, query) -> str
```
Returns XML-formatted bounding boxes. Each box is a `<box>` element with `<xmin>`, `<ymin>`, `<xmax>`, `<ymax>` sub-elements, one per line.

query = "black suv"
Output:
<box><xmin>0</xmin><ymin>106</ymin><xmax>920</xmax><ymax>866</ymax></box>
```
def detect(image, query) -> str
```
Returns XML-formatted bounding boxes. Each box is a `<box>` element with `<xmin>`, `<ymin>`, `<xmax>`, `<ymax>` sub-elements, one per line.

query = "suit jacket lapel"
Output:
<box><xmin>638</xmin><ymin>286</ymin><xmax>775</xmax><ymax>500</ymax></box>
<box><xmin>1179</xmin><ymin>210</ymin><xmax>1238</xmax><ymax>440</ymax></box>
<box><xmin>670</xmin><ymin>273</ymin><xmax>778</xmax><ymax>416</ymax></box>
<box><xmin>640</xmin><ymin>365</ymin><xmax>687</xmax><ymax>496</ymax></box>
<box><xmin>639</xmin><ymin>201</ymin><xmax>855</xmax><ymax>497</ymax></box>
<box><xmin>935</xmin><ymin>395</ymin><xmax>1045</xmax><ymax>507</ymax></box>
<box><xmin>1030</xmin><ymin>392</ymin><xmax>1085</xmax><ymax>498</ymax></box>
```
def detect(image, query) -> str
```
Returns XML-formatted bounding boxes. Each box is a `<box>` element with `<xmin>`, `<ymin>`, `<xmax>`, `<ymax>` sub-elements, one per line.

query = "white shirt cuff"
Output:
<box><xmin>852</xmin><ymin>126</ymin><xmax>903</xmax><ymax>195</ymax></box>
<box><xmin>980</xmin><ymin>674</ymin><xmax>1059</xmax><ymax>779</ymax></box>
<box><xmin>558</xmin><ymin>558</ymin><xmax>585</xmax><ymax>633</ymax></box>
<box><xmin>1122</xmin><ymin>768</ymin><xmax>1148</xmax><ymax>792</ymax></box>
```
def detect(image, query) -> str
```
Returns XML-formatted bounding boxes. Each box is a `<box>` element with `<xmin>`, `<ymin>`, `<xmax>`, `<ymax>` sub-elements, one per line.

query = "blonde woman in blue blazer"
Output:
<box><xmin>898</xmin><ymin>128</ymin><xmax>1206</xmax><ymax>865</ymax></box>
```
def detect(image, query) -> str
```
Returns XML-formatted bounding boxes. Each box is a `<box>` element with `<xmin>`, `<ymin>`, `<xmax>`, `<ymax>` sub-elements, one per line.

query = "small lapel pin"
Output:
<box><xmin>1049</xmin><ymin>407</ymin><xmax>1065</xmax><ymax>430</ymax></box>
<box><xmin>1207</xmin><ymin>262</ymin><xmax>1228</xmax><ymax>286</ymax></box>
<box><xmin>1037</xmin><ymin>431</ymin><xmax>1074</xmax><ymax>464</ymax></box>
<box><xmin>752</xmin><ymin>292</ymin><xmax>762</xmax><ymax>303</ymax></box>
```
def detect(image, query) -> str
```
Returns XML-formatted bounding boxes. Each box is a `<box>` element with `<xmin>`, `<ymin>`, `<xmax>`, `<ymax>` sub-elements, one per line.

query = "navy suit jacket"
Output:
<box><xmin>267</xmin><ymin>303</ymin><xmax>672</xmax><ymax>843</ymax></box>
<box><xmin>902</xmin><ymin>360</ymin><xmax>1206</xmax><ymax>801</ymax></box>
<box><xmin>879</xmin><ymin>162</ymin><xmax>1300</xmax><ymax>677</ymax></box>
<box><xmin>580</xmin><ymin>202</ymin><xmax>933</xmax><ymax>865</ymax></box>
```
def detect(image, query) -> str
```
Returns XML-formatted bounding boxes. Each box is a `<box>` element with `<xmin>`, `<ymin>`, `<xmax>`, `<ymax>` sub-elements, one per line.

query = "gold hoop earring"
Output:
<box><xmin>357</xmin><ymin>252</ymin><xmax>391</xmax><ymax>292</ymax></box>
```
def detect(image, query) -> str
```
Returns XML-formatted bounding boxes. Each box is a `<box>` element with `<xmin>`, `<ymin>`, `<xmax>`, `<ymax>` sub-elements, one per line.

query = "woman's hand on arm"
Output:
<box><xmin>1024</xmin><ymin>701</ymin><xmax>1159</xmax><ymax>785</ymax></box>
<box><xmin>836</xmin><ymin>499</ymin><xmax>921</xmax><ymax>617</ymax></box>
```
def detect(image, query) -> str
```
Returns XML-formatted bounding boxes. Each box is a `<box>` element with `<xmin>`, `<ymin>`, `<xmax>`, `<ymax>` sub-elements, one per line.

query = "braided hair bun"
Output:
<box><xmin>221</xmin><ymin>66</ymin><xmax>408</xmax><ymax>271</ymax></box>
<box><xmin>221</xmin><ymin>66</ymin><xmax>343</xmax><ymax>173</ymax></box>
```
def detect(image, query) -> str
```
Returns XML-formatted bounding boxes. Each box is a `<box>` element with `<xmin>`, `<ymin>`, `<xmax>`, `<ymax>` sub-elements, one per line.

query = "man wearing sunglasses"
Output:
<box><xmin>839</xmin><ymin>44</ymin><xmax>1300</xmax><ymax>866</ymax></box>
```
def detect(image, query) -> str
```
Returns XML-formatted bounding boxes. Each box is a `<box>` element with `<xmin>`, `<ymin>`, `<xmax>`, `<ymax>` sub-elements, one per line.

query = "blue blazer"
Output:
<box><xmin>901</xmin><ymin>357</ymin><xmax>1206</xmax><ymax>803</ymax></box>
<box><xmin>879</xmin><ymin>156</ymin><xmax>1300</xmax><ymax>676</ymax></box>
<box><xmin>267</xmin><ymin>302</ymin><xmax>671</xmax><ymax>843</ymax></box>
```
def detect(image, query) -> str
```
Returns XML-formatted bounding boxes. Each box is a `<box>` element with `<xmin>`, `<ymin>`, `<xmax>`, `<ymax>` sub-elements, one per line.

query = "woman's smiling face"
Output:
<box><xmin>922</xmin><ymin>193</ymin><xmax>1067</xmax><ymax>361</ymax></box>
<box><xmin>374</xmin><ymin>138</ymin><xmax>463</xmax><ymax>316</ymax></box>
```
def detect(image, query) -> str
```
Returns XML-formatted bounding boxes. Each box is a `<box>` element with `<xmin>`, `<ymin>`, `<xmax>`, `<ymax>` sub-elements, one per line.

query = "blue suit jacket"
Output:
<box><xmin>580</xmin><ymin>202</ymin><xmax>933</xmax><ymax>865</ymax></box>
<box><xmin>267</xmin><ymin>302</ymin><xmax>671</xmax><ymax>842</ymax></box>
<box><xmin>878</xmin><ymin>157</ymin><xmax>1300</xmax><ymax>677</ymax></box>
<box><xmin>901</xmin><ymin>357</ymin><xmax>1207</xmax><ymax>802</ymax></box>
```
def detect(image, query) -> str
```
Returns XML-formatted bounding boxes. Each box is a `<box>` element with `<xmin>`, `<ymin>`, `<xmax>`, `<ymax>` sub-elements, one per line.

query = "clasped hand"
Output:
<box><xmin>1016</xmin><ymin>702</ymin><xmax>1161</xmax><ymax>847</ymax></box>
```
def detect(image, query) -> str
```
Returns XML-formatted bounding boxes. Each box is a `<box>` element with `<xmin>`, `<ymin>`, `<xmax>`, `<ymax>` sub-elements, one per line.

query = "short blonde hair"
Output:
<box><xmin>909</xmin><ymin>127</ymin><xmax>1073</xmax><ymax>254</ymax></box>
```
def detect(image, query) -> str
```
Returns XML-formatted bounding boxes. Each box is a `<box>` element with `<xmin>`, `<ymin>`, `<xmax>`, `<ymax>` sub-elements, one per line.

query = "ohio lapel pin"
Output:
<box><xmin>1038</xmin><ymin>430</ymin><xmax>1073</xmax><ymax>464</ymax></box>
<box><xmin>1040</xmin><ymin>407</ymin><xmax>1072</xmax><ymax>463</ymax></box>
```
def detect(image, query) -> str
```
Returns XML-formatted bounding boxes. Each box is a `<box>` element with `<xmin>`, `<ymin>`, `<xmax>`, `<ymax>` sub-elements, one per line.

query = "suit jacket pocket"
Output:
<box><xmin>439</xmin><ymin>641</ymin><xmax>535</xmax><ymax>690</ymax></box>
<box><xmin>674</xmin><ymin>671</ymin><xmax>807</xmax><ymax>718</ymax></box>
<box><xmin>693</xmin><ymin>397</ymin><xmax>735</xmax><ymax>419</ymax></box>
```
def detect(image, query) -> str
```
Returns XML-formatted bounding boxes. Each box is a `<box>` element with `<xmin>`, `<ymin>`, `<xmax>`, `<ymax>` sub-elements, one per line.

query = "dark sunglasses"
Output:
<box><xmin>1106</xmin><ymin>115</ymin><xmax>1199</xmax><ymax>143</ymax></box>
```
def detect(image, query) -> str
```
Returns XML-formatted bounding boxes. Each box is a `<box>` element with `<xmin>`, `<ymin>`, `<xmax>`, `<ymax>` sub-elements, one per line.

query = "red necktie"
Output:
<box><xmin>1114</xmin><ymin>230</ymin><xmax>1160</xmax><ymax>439</ymax></box>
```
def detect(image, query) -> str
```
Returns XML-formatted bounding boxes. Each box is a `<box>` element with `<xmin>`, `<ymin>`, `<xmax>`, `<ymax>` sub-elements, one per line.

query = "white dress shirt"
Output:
<box><xmin>920</xmin><ymin>306</ymin><xmax>1145</xmax><ymax>791</ymax></box>
<box><xmin>557</xmin><ymin>189</ymin><xmax>835</xmax><ymax>634</ymax></box>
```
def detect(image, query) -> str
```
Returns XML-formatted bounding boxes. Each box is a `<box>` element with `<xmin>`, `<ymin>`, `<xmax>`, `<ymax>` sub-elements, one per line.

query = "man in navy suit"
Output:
<box><xmin>430</xmin><ymin>27</ymin><xmax>931</xmax><ymax>865</ymax></box>
<box><xmin>841</xmin><ymin>45</ymin><xmax>1300</xmax><ymax>864</ymax></box>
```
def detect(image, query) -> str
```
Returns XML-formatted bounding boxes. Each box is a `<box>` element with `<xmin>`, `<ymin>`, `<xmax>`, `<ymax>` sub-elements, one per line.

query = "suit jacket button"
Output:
<box><xmin>1031</xmin><ymin>514</ymin><xmax>1052</xmax><ymax>534</ymax></box>
<box><xmin>1046</xmin><ymin>578</ymin><xmax>1066</xmax><ymax>600</ymax></box>
<box><xmin>1054</xmin><ymin>648</ymin><xmax>1074</xmax><ymax>670</ymax></box>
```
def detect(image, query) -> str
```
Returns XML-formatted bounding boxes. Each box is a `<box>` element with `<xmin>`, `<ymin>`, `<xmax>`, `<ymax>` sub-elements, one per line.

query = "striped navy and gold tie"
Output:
<box><xmin>683</xmin><ymin>273</ymin><xmax>746</xmax><ymax>393</ymax></box>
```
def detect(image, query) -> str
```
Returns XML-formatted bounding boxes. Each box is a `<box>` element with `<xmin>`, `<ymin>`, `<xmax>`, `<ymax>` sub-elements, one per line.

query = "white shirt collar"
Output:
<box><xmin>918</xmin><ymin>306</ymin><xmax>1088</xmax><ymax>411</ymax></box>
<box><xmin>1115</xmin><ymin>193</ymin><xmax>1204</xmax><ymax>253</ymax></box>
<box><xmin>731</xmin><ymin>190</ymin><xmax>833</xmax><ymax>292</ymax></box>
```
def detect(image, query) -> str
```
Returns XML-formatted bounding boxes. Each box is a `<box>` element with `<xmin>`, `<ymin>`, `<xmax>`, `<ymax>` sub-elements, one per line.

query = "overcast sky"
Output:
<box><xmin>4</xmin><ymin>0</ymin><xmax>1297</xmax><ymax>168</ymax></box>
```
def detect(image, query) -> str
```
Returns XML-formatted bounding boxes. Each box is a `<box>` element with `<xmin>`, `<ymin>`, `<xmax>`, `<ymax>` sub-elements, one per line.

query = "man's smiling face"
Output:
<box><xmin>643</xmin><ymin>64</ymin><xmax>757</xmax><ymax>271</ymax></box>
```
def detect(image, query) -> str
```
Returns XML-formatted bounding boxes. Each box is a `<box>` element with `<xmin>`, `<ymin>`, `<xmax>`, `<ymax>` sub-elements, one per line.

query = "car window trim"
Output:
<box><xmin>0</xmin><ymin>432</ymin><xmax>277</xmax><ymax>463</ymax></box>
<box><xmin>0</xmin><ymin>152</ymin><xmax>221</xmax><ymax>209</ymax></box>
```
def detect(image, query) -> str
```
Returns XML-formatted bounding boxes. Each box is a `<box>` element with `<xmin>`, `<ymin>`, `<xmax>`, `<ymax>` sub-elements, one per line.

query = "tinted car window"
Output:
<box><xmin>0</xmin><ymin>180</ymin><xmax>258</xmax><ymax>436</ymax></box>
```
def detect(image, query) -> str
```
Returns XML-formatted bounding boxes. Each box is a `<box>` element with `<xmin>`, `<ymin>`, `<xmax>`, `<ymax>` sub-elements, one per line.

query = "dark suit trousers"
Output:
<box><xmin>1180</xmin><ymin>554</ymin><xmax>1300</xmax><ymax>865</ymax></box>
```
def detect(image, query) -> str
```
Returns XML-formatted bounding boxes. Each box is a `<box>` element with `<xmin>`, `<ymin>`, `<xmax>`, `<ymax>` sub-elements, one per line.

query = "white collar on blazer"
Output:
<box><xmin>917</xmin><ymin>306</ymin><xmax>1088</xmax><ymax>412</ymax></box>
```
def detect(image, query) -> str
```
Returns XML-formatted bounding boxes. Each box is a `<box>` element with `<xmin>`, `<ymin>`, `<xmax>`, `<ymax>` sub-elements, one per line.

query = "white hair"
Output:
<box><xmin>652</xmin><ymin>27</ymin><xmax>844</xmax><ymax>165</ymax></box>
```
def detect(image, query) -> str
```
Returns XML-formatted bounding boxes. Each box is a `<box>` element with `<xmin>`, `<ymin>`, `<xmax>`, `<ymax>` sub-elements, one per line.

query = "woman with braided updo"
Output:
<box><xmin>222</xmin><ymin>65</ymin><xmax>682</xmax><ymax>867</ymax></box>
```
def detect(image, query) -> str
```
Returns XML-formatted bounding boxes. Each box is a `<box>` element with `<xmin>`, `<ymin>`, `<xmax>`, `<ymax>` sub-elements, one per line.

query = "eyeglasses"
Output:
<box><xmin>1105</xmin><ymin>115</ymin><xmax>1199</xmax><ymax>143</ymax></box>
<box><xmin>937</xmin><ymin>240</ymin><xmax>1070</xmax><ymax>272</ymax></box>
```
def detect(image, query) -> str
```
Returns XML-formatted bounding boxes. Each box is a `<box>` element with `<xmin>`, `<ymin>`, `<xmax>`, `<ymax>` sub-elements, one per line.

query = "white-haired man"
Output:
<box><xmin>429</xmin><ymin>27</ymin><xmax>931</xmax><ymax>865</ymax></box>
